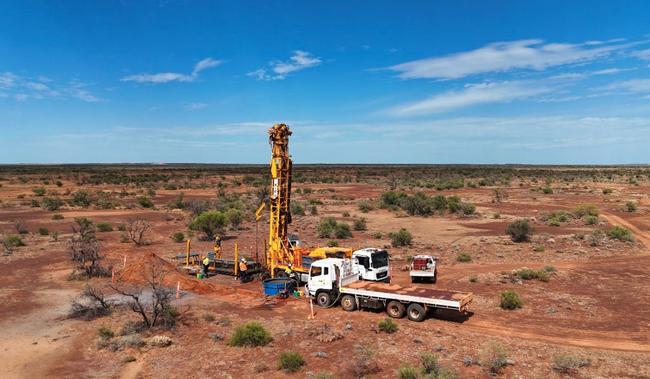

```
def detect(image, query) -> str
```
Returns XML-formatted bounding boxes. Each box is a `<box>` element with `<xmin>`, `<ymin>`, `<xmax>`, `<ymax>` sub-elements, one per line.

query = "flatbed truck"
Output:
<box><xmin>306</xmin><ymin>258</ymin><xmax>472</xmax><ymax>322</ymax></box>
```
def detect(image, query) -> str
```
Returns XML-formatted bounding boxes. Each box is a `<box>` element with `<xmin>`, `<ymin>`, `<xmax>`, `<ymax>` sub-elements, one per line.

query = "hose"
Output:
<box><xmin>304</xmin><ymin>284</ymin><xmax>343</xmax><ymax>309</ymax></box>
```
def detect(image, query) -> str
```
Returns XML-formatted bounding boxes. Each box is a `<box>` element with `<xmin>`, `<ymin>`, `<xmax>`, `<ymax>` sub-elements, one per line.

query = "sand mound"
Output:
<box><xmin>116</xmin><ymin>252</ymin><xmax>262</xmax><ymax>302</ymax></box>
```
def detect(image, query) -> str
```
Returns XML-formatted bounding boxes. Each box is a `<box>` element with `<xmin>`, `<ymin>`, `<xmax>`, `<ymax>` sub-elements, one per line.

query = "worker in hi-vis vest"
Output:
<box><xmin>238</xmin><ymin>258</ymin><xmax>248</xmax><ymax>283</ymax></box>
<box><xmin>202</xmin><ymin>256</ymin><xmax>210</xmax><ymax>277</ymax></box>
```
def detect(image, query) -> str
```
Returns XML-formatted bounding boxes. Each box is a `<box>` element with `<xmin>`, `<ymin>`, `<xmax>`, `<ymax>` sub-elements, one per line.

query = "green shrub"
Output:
<box><xmin>52</xmin><ymin>213</ymin><xmax>64</xmax><ymax>220</ymax></box>
<box><xmin>190</xmin><ymin>211</ymin><xmax>227</xmax><ymax>240</ymax></box>
<box><xmin>38</xmin><ymin>227</ymin><xmax>49</xmax><ymax>236</ymax></box>
<box><xmin>31</xmin><ymin>199</ymin><xmax>40</xmax><ymax>207</ymax></box>
<box><xmin>460</xmin><ymin>202</ymin><xmax>476</xmax><ymax>215</ymax></box>
<box><xmin>372</xmin><ymin>232</ymin><xmax>382</xmax><ymax>239</ymax></box>
<box><xmin>456</xmin><ymin>252</ymin><xmax>472</xmax><ymax>263</ymax></box>
<box><xmin>72</xmin><ymin>191</ymin><xmax>92</xmax><ymax>207</ymax></box>
<box><xmin>317</xmin><ymin>218</ymin><xmax>336</xmax><ymax>238</ymax></box>
<box><xmin>137</xmin><ymin>196</ymin><xmax>154</xmax><ymax>208</ymax></box>
<box><xmin>420</xmin><ymin>352</ymin><xmax>440</xmax><ymax>375</ymax></box>
<box><xmin>574</xmin><ymin>204</ymin><xmax>598</xmax><ymax>218</ymax></box>
<box><xmin>225</xmin><ymin>208</ymin><xmax>243</xmax><ymax>229</ymax></box>
<box><xmin>171</xmin><ymin>232</ymin><xmax>185</xmax><ymax>243</ymax></box>
<box><xmin>377</xmin><ymin>318</ymin><xmax>398</xmax><ymax>333</ymax></box>
<box><xmin>96</xmin><ymin>222</ymin><xmax>113</xmax><ymax>232</ymax></box>
<box><xmin>228</xmin><ymin>321</ymin><xmax>272</xmax><ymax>347</ymax></box>
<box><xmin>291</xmin><ymin>202</ymin><xmax>305</xmax><ymax>216</ymax></box>
<box><xmin>389</xmin><ymin>228</ymin><xmax>412</xmax><ymax>247</ymax></box>
<box><xmin>585</xmin><ymin>215</ymin><xmax>599</xmax><ymax>225</ymax></box>
<box><xmin>542</xmin><ymin>187</ymin><xmax>553</xmax><ymax>194</ymax></box>
<box><xmin>309</xmin><ymin>205</ymin><xmax>318</xmax><ymax>215</ymax></box>
<box><xmin>397</xmin><ymin>363</ymin><xmax>418</xmax><ymax>379</ymax></box>
<box><xmin>358</xmin><ymin>200</ymin><xmax>374</xmax><ymax>213</ymax></box>
<box><xmin>278</xmin><ymin>351</ymin><xmax>305</xmax><ymax>373</ymax></box>
<box><xmin>335</xmin><ymin>223</ymin><xmax>352</xmax><ymax>239</ymax></box>
<box><xmin>98</xmin><ymin>326</ymin><xmax>115</xmax><ymax>339</ymax></box>
<box><xmin>625</xmin><ymin>201</ymin><xmax>637</xmax><ymax>212</ymax></box>
<box><xmin>608</xmin><ymin>226</ymin><xmax>634</xmax><ymax>242</ymax></box>
<box><xmin>4</xmin><ymin>235</ymin><xmax>25</xmax><ymax>247</ymax></box>
<box><xmin>326</xmin><ymin>240</ymin><xmax>339</xmax><ymax>247</ymax></box>
<box><xmin>514</xmin><ymin>268</ymin><xmax>549</xmax><ymax>282</ymax></box>
<box><xmin>42</xmin><ymin>197</ymin><xmax>64</xmax><ymax>211</ymax></box>
<box><xmin>602</xmin><ymin>188</ymin><xmax>613</xmax><ymax>195</ymax></box>
<box><xmin>32</xmin><ymin>187</ymin><xmax>46</xmax><ymax>196</ymax></box>
<box><xmin>506</xmin><ymin>219</ymin><xmax>533</xmax><ymax>242</ymax></box>
<box><xmin>55</xmin><ymin>180</ymin><xmax>63</xmax><ymax>187</ymax></box>
<box><xmin>353</xmin><ymin>218</ymin><xmax>367</xmax><ymax>231</ymax></box>
<box><xmin>500</xmin><ymin>290</ymin><xmax>522</xmax><ymax>310</ymax></box>
<box><xmin>553</xmin><ymin>353</ymin><xmax>583</xmax><ymax>373</ymax></box>
<box><xmin>380</xmin><ymin>190</ymin><xmax>407</xmax><ymax>208</ymax></box>
<box><xmin>479</xmin><ymin>341</ymin><xmax>508</xmax><ymax>375</ymax></box>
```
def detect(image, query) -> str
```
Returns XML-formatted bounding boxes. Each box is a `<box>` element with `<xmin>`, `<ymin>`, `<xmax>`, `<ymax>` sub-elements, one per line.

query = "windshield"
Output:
<box><xmin>371</xmin><ymin>250</ymin><xmax>389</xmax><ymax>268</ymax></box>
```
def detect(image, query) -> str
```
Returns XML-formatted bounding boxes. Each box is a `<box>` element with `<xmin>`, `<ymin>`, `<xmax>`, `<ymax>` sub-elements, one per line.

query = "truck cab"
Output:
<box><xmin>352</xmin><ymin>248</ymin><xmax>390</xmax><ymax>282</ymax></box>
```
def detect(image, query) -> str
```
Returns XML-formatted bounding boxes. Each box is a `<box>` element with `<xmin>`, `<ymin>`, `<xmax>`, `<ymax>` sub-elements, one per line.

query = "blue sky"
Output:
<box><xmin>1</xmin><ymin>1</ymin><xmax>650</xmax><ymax>164</ymax></box>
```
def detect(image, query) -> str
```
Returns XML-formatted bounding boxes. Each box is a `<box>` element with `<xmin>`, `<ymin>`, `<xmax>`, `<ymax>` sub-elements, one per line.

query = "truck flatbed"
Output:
<box><xmin>342</xmin><ymin>281</ymin><xmax>472</xmax><ymax>312</ymax></box>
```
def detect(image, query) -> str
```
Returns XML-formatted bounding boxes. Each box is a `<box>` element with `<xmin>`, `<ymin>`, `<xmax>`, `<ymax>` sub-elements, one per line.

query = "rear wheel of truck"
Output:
<box><xmin>341</xmin><ymin>295</ymin><xmax>357</xmax><ymax>311</ymax></box>
<box><xmin>316</xmin><ymin>291</ymin><xmax>331</xmax><ymax>307</ymax></box>
<box><xmin>407</xmin><ymin>303</ymin><xmax>426</xmax><ymax>322</ymax></box>
<box><xmin>386</xmin><ymin>300</ymin><xmax>406</xmax><ymax>318</ymax></box>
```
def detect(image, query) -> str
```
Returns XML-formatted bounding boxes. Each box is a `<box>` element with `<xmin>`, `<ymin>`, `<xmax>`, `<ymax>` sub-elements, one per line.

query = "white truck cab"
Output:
<box><xmin>352</xmin><ymin>248</ymin><xmax>390</xmax><ymax>282</ymax></box>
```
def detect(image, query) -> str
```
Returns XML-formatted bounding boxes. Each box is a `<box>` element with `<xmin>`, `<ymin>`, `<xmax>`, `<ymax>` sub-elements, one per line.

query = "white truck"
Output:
<box><xmin>307</xmin><ymin>258</ymin><xmax>472</xmax><ymax>322</ymax></box>
<box><xmin>352</xmin><ymin>248</ymin><xmax>390</xmax><ymax>282</ymax></box>
<box><xmin>409</xmin><ymin>255</ymin><xmax>437</xmax><ymax>283</ymax></box>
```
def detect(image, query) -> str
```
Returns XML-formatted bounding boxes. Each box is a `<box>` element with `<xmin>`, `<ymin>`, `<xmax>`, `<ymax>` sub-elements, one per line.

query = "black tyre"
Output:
<box><xmin>432</xmin><ymin>269</ymin><xmax>437</xmax><ymax>284</ymax></box>
<box><xmin>411</xmin><ymin>276</ymin><xmax>418</xmax><ymax>284</ymax></box>
<box><xmin>386</xmin><ymin>300</ymin><xmax>406</xmax><ymax>318</ymax></box>
<box><xmin>407</xmin><ymin>303</ymin><xmax>426</xmax><ymax>322</ymax></box>
<box><xmin>341</xmin><ymin>295</ymin><xmax>357</xmax><ymax>311</ymax></box>
<box><xmin>316</xmin><ymin>291</ymin><xmax>331</xmax><ymax>307</ymax></box>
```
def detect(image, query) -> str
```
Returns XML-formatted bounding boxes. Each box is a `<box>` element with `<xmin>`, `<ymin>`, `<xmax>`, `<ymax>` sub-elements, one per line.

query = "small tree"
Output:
<box><xmin>69</xmin><ymin>218</ymin><xmax>108</xmax><ymax>278</ymax></box>
<box><xmin>226</xmin><ymin>208</ymin><xmax>243</xmax><ymax>230</ymax></box>
<box><xmin>111</xmin><ymin>260</ymin><xmax>176</xmax><ymax>329</ymax></box>
<box><xmin>127</xmin><ymin>219</ymin><xmax>151</xmax><ymax>246</ymax></box>
<box><xmin>506</xmin><ymin>219</ymin><xmax>533</xmax><ymax>242</ymax></box>
<box><xmin>190</xmin><ymin>211</ymin><xmax>227</xmax><ymax>240</ymax></box>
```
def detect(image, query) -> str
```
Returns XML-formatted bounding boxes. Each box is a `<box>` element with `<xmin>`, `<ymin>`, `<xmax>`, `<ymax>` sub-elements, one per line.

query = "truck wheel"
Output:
<box><xmin>316</xmin><ymin>292</ymin><xmax>331</xmax><ymax>307</ymax></box>
<box><xmin>341</xmin><ymin>295</ymin><xmax>357</xmax><ymax>311</ymax></box>
<box><xmin>411</xmin><ymin>276</ymin><xmax>418</xmax><ymax>284</ymax></box>
<box><xmin>386</xmin><ymin>301</ymin><xmax>406</xmax><ymax>318</ymax></box>
<box><xmin>407</xmin><ymin>303</ymin><xmax>426</xmax><ymax>322</ymax></box>
<box><xmin>432</xmin><ymin>269</ymin><xmax>437</xmax><ymax>284</ymax></box>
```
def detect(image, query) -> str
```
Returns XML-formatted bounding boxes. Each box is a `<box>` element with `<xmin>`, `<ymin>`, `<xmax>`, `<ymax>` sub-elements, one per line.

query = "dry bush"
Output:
<box><xmin>349</xmin><ymin>344</ymin><xmax>380</xmax><ymax>378</ymax></box>
<box><xmin>110</xmin><ymin>261</ymin><xmax>176</xmax><ymax>329</ymax></box>
<box><xmin>69</xmin><ymin>218</ymin><xmax>109</xmax><ymax>278</ymax></box>
<box><xmin>127</xmin><ymin>219</ymin><xmax>151</xmax><ymax>246</ymax></box>
<box><xmin>69</xmin><ymin>284</ymin><xmax>112</xmax><ymax>320</ymax></box>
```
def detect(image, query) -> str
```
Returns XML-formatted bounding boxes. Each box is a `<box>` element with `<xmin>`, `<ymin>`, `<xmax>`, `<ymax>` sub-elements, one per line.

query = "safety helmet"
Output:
<box><xmin>240</xmin><ymin>258</ymin><xmax>245</xmax><ymax>262</ymax></box>
<box><xmin>287</xmin><ymin>263</ymin><xmax>292</xmax><ymax>267</ymax></box>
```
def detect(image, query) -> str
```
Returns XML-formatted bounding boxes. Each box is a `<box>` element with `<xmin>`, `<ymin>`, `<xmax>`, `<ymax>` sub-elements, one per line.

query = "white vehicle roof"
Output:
<box><xmin>353</xmin><ymin>248</ymin><xmax>386</xmax><ymax>255</ymax></box>
<box><xmin>413</xmin><ymin>255</ymin><xmax>436</xmax><ymax>259</ymax></box>
<box><xmin>311</xmin><ymin>257</ymin><xmax>345</xmax><ymax>267</ymax></box>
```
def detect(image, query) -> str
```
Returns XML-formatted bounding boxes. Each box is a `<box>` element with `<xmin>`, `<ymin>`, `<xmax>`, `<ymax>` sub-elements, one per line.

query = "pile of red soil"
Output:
<box><xmin>116</xmin><ymin>252</ymin><xmax>262</xmax><ymax>303</ymax></box>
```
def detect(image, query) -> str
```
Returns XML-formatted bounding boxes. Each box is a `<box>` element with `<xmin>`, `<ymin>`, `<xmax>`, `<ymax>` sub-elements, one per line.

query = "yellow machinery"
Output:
<box><xmin>267</xmin><ymin>123</ymin><xmax>300</xmax><ymax>277</ymax></box>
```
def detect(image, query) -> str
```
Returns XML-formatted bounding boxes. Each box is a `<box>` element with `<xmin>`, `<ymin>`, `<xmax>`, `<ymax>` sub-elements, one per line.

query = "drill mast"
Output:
<box><xmin>267</xmin><ymin>123</ymin><xmax>294</xmax><ymax>276</ymax></box>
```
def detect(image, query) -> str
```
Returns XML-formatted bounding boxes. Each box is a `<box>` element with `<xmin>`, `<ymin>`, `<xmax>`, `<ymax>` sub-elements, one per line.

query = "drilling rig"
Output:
<box><xmin>266</xmin><ymin>123</ymin><xmax>301</xmax><ymax>277</ymax></box>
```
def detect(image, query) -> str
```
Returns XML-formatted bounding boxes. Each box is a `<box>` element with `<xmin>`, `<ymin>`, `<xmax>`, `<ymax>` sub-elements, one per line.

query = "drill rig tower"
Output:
<box><xmin>267</xmin><ymin>123</ymin><xmax>295</xmax><ymax>277</ymax></box>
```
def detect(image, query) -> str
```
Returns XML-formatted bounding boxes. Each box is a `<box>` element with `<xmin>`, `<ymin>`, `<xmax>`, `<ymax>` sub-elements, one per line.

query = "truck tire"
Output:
<box><xmin>411</xmin><ymin>276</ymin><xmax>418</xmax><ymax>284</ymax></box>
<box><xmin>316</xmin><ymin>291</ymin><xmax>331</xmax><ymax>307</ymax></box>
<box><xmin>386</xmin><ymin>300</ymin><xmax>406</xmax><ymax>318</ymax></box>
<box><xmin>432</xmin><ymin>269</ymin><xmax>437</xmax><ymax>284</ymax></box>
<box><xmin>341</xmin><ymin>295</ymin><xmax>357</xmax><ymax>311</ymax></box>
<box><xmin>407</xmin><ymin>303</ymin><xmax>426</xmax><ymax>322</ymax></box>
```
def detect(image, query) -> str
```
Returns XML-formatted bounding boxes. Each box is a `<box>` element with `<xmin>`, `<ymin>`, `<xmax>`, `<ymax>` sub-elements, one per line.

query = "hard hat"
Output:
<box><xmin>240</xmin><ymin>258</ymin><xmax>245</xmax><ymax>262</ymax></box>
<box><xmin>287</xmin><ymin>263</ymin><xmax>292</xmax><ymax>267</ymax></box>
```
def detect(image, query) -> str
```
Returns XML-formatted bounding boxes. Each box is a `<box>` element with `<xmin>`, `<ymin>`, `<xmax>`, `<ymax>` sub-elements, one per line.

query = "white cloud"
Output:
<box><xmin>185</xmin><ymin>102</ymin><xmax>208</xmax><ymax>110</ymax></box>
<box><xmin>248</xmin><ymin>50</ymin><xmax>321</xmax><ymax>80</ymax></box>
<box><xmin>192</xmin><ymin>58</ymin><xmax>222</xmax><ymax>76</ymax></box>
<box><xmin>121</xmin><ymin>72</ymin><xmax>194</xmax><ymax>83</ymax></box>
<box><xmin>0</xmin><ymin>73</ymin><xmax>100</xmax><ymax>102</ymax></box>
<box><xmin>607</xmin><ymin>79</ymin><xmax>650</xmax><ymax>93</ymax></box>
<box><xmin>121</xmin><ymin>57</ymin><xmax>222</xmax><ymax>84</ymax></box>
<box><xmin>386</xmin><ymin>81</ymin><xmax>552</xmax><ymax>116</ymax></box>
<box><xmin>632</xmin><ymin>48</ymin><xmax>650</xmax><ymax>60</ymax></box>
<box><xmin>389</xmin><ymin>39</ymin><xmax>627</xmax><ymax>80</ymax></box>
